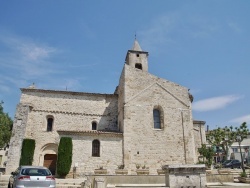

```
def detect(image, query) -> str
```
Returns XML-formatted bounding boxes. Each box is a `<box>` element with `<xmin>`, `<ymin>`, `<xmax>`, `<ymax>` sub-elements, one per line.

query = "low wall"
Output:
<box><xmin>163</xmin><ymin>164</ymin><xmax>206</xmax><ymax>188</ymax></box>
<box><xmin>206</xmin><ymin>174</ymin><xmax>234</xmax><ymax>182</ymax></box>
<box><xmin>206</xmin><ymin>169</ymin><xmax>243</xmax><ymax>183</ymax></box>
<box><xmin>84</xmin><ymin>175</ymin><xmax>165</xmax><ymax>187</ymax></box>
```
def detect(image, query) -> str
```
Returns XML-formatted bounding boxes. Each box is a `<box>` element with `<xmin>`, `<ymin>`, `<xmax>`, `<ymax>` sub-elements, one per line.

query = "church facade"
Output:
<box><xmin>6</xmin><ymin>40</ymin><xmax>206</xmax><ymax>175</ymax></box>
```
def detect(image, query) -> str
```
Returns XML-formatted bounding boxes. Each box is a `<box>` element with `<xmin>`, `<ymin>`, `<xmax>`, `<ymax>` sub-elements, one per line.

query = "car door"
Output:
<box><xmin>10</xmin><ymin>167</ymin><xmax>20</xmax><ymax>187</ymax></box>
<box><xmin>232</xmin><ymin>160</ymin><xmax>238</xmax><ymax>168</ymax></box>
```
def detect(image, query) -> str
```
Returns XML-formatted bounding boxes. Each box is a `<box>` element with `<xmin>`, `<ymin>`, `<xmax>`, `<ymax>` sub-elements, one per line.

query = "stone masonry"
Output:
<box><xmin>6</xmin><ymin>40</ymin><xmax>206</xmax><ymax>176</ymax></box>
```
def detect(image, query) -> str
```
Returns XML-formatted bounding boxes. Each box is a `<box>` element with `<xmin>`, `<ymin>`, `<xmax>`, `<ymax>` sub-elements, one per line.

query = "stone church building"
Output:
<box><xmin>6</xmin><ymin>40</ymin><xmax>206</xmax><ymax>175</ymax></box>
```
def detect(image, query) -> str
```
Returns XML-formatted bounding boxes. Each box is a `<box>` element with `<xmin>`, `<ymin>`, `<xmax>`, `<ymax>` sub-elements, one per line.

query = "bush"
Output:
<box><xmin>56</xmin><ymin>137</ymin><xmax>72</xmax><ymax>177</ymax></box>
<box><xmin>240</xmin><ymin>171</ymin><xmax>247</xmax><ymax>177</ymax></box>
<box><xmin>19</xmin><ymin>139</ymin><xmax>35</xmax><ymax>165</ymax></box>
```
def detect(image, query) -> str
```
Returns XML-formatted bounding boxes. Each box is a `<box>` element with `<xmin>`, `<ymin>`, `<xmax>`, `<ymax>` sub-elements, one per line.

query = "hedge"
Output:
<box><xmin>56</xmin><ymin>137</ymin><xmax>72</xmax><ymax>177</ymax></box>
<box><xmin>19</xmin><ymin>138</ymin><xmax>36</xmax><ymax>166</ymax></box>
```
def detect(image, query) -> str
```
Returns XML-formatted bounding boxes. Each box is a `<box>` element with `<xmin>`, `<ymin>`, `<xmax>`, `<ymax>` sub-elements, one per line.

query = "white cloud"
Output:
<box><xmin>229</xmin><ymin>115</ymin><xmax>250</xmax><ymax>124</ymax></box>
<box><xmin>139</xmin><ymin>13</ymin><xmax>178</xmax><ymax>52</ymax></box>
<box><xmin>192</xmin><ymin>95</ymin><xmax>243</xmax><ymax>112</ymax></box>
<box><xmin>228</xmin><ymin>22</ymin><xmax>242</xmax><ymax>33</ymax></box>
<box><xmin>0</xmin><ymin>33</ymin><xmax>57</xmax><ymax>74</ymax></box>
<box><xmin>139</xmin><ymin>12</ymin><xmax>220</xmax><ymax>54</ymax></box>
<box><xmin>0</xmin><ymin>32</ymin><xmax>71</xmax><ymax>94</ymax></box>
<box><xmin>19</xmin><ymin>44</ymin><xmax>55</xmax><ymax>61</ymax></box>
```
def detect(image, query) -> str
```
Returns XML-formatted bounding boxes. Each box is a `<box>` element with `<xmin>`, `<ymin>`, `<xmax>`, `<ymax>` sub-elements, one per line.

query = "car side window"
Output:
<box><xmin>21</xmin><ymin>168</ymin><xmax>28</xmax><ymax>175</ymax></box>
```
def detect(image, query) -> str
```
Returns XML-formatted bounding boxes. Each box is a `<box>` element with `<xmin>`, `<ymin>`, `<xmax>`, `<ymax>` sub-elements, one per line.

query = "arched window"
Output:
<box><xmin>135</xmin><ymin>63</ymin><xmax>142</xmax><ymax>70</ymax></box>
<box><xmin>47</xmin><ymin>116</ymin><xmax>54</xmax><ymax>131</ymax></box>
<box><xmin>92</xmin><ymin>122</ymin><xmax>97</xmax><ymax>130</ymax></box>
<box><xmin>153</xmin><ymin>109</ymin><xmax>161</xmax><ymax>129</ymax></box>
<box><xmin>92</xmin><ymin>140</ymin><xmax>100</xmax><ymax>157</ymax></box>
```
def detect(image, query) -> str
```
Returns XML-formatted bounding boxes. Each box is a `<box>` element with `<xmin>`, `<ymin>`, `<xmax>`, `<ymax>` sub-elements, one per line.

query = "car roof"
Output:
<box><xmin>20</xmin><ymin>166</ymin><xmax>48</xmax><ymax>169</ymax></box>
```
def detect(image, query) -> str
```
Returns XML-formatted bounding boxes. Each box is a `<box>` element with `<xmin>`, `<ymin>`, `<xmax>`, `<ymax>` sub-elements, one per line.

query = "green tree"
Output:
<box><xmin>234</xmin><ymin>122</ymin><xmax>248</xmax><ymax>141</ymax></box>
<box><xmin>234</xmin><ymin>122</ymin><xmax>249</xmax><ymax>174</ymax></box>
<box><xmin>56</xmin><ymin>137</ymin><xmax>73</xmax><ymax>177</ymax></box>
<box><xmin>198</xmin><ymin>144</ymin><xmax>214</xmax><ymax>167</ymax></box>
<box><xmin>206</xmin><ymin>122</ymin><xmax>249</xmax><ymax>160</ymax></box>
<box><xmin>0</xmin><ymin>101</ymin><xmax>13</xmax><ymax>150</ymax></box>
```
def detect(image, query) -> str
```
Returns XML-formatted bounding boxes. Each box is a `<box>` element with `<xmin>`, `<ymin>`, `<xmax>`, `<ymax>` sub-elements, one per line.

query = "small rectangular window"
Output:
<box><xmin>232</xmin><ymin>148</ymin><xmax>238</xmax><ymax>153</ymax></box>
<box><xmin>153</xmin><ymin>109</ymin><xmax>161</xmax><ymax>129</ymax></box>
<box><xmin>47</xmin><ymin>118</ymin><xmax>53</xmax><ymax>131</ymax></box>
<box><xmin>92</xmin><ymin>140</ymin><xmax>100</xmax><ymax>157</ymax></box>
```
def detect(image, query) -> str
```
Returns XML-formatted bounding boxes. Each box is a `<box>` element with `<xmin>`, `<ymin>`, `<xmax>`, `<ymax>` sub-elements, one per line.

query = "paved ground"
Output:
<box><xmin>207</xmin><ymin>182</ymin><xmax>250</xmax><ymax>187</ymax></box>
<box><xmin>1</xmin><ymin>174</ymin><xmax>250</xmax><ymax>187</ymax></box>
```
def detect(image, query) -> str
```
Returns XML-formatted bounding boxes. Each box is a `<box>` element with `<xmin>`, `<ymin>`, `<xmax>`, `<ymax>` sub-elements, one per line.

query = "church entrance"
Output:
<box><xmin>43</xmin><ymin>154</ymin><xmax>57</xmax><ymax>175</ymax></box>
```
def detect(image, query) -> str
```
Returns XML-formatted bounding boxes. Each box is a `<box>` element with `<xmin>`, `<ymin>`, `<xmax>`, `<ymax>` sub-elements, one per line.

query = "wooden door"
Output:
<box><xmin>43</xmin><ymin>154</ymin><xmax>57</xmax><ymax>175</ymax></box>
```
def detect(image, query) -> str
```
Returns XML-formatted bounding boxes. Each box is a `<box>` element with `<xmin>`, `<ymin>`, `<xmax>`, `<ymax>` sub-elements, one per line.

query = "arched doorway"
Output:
<box><xmin>40</xmin><ymin>143</ymin><xmax>58</xmax><ymax>175</ymax></box>
<box><xmin>43</xmin><ymin>154</ymin><xmax>57</xmax><ymax>175</ymax></box>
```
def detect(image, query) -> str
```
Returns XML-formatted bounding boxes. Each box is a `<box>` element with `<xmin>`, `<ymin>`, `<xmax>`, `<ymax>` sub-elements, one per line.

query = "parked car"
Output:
<box><xmin>8</xmin><ymin>166</ymin><xmax>56</xmax><ymax>188</ymax></box>
<box><xmin>222</xmin><ymin>159</ymin><xmax>241</xmax><ymax>169</ymax></box>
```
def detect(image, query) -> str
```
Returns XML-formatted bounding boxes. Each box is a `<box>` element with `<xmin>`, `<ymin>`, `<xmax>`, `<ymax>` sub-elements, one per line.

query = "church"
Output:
<box><xmin>6</xmin><ymin>40</ymin><xmax>206</xmax><ymax>176</ymax></box>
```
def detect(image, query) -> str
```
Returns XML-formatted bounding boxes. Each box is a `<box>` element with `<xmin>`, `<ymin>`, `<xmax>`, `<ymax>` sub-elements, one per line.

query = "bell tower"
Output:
<box><xmin>125</xmin><ymin>39</ymin><xmax>149</xmax><ymax>72</ymax></box>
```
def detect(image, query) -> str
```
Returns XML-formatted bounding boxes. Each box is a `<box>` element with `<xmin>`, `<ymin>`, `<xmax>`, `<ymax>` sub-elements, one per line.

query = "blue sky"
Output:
<box><xmin>0</xmin><ymin>1</ymin><xmax>250</xmax><ymax>130</ymax></box>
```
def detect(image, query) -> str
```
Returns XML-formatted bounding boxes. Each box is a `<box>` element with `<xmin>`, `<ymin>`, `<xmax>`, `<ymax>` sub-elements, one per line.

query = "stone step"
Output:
<box><xmin>107</xmin><ymin>184</ymin><xmax>167</xmax><ymax>188</ymax></box>
<box><xmin>0</xmin><ymin>175</ymin><xmax>11</xmax><ymax>181</ymax></box>
<box><xmin>111</xmin><ymin>187</ymin><xmax>168</xmax><ymax>188</ymax></box>
<box><xmin>57</xmin><ymin>186</ymin><xmax>81</xmax><ymax>188</ymax></box>
<box><xmin>208</xmin><ymin>186</ymin><xmax>250</xmax><ymax>188</ymax></box>
<box><xmin>0</xmin><ymin>177</ymin><xmax>10</xmax><ymax>188</ymax></box>
<box><xmin>0</xmin><ymin>182</ymin><xmax>9</xmax><ymax>187</ymax></box>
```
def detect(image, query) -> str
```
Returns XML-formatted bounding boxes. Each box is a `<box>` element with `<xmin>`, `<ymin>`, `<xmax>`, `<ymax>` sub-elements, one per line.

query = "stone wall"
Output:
<box><xmin>121</xmin><ymin>65</ymin><xmax>196</xmax><ymax>174</ymax></box>
<box><xmin>6</xmin><ymin>104</ymin><xmax>30</xmax><ymax>174</ymax></box>
<box><xmin>70</xmin><ymin>134</ymin><xmax>123</xmax><ymax>175</ymax></box>
<box><xmin>20</xmin><ymin>89</ymin><xmax>118</xmax><ymax>131</ymax></box>
<box><xmin>0</xmin><ymin>149</ymin><xmax>8</xmax><ymax>168</ymax></box>
<box><xmin>7</xmin><ymin>89</ymin><xmax>119</xmax><ymax>174</ymax></box>
<box><xmin>6</xmin><ymin>42</ymin><xmax>206</xmax><ymax>176</ymax></box>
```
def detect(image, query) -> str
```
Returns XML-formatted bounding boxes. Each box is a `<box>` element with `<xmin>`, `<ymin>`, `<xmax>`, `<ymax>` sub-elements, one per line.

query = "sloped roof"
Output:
<box><xmin>131</xmin><ymin>39</ymin><xmax>142</xmax><ymax>51</ymax></box>
<box><xmin>21</xmin><ymin>88</ymin><xmax>117</xmax><ymax>98</ymax></box>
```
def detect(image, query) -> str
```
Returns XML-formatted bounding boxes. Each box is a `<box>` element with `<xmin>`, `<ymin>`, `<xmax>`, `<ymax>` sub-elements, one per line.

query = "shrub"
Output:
<box><xmin>240</xmin><ymin>171</ymin><xmax>247</xmax><ymax>177</ymax></box>
<box><xmin>19</xmin><ymin>139</ymin><xmax>35</xmax><ymax>166</ymax></box>
<box><xmin>56</xmin><ymin>137</ymin><xmax>72</xmax><ymax>177</ymax></box>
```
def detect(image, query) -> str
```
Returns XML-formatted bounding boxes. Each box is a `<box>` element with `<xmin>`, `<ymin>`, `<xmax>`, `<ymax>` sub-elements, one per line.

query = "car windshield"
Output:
<box><xmin>222</xmin><ymin>160</ymin><xmax>231</xmax><ymax>164</ymax></box>
<box><xmin>21</xmin><ymin>168</ymin><xmax>51</xmax><ymax>176</ymax></box>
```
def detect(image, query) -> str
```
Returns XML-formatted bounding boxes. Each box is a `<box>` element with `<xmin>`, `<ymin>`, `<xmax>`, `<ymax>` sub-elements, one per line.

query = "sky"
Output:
<box><xmin>0</xmin><ymin>1</ymin><xmax>250</xmax><ymax>130</ymax></box>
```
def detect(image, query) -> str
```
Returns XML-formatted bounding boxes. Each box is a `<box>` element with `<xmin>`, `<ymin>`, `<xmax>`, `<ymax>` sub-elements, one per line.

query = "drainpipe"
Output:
<box><xmin>180</xmin><ymin>110</ymin><xmax>187</xmax><ymax>164</ymax></box>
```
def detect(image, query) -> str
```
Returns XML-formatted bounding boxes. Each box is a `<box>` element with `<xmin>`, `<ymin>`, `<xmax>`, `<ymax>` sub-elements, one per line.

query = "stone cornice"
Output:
<box><xmin>21</xmin><ymin>88</ymin><xmax>118</xmax><ymax>98</ymax></box>
<box><xmin>127</xmin><ymin>50</ymin><xmax>149</xmax><ymax>54</ymax></box>
<box><xmin>193</xmin><ymin>120</ymin><xmax>206</xmax><ymax>125</ymax></box>
<box><xmin>57</xmin><ymin>130</ymin><xmax>123</xmax><ymax>137</ymax></box>
<box><xmin>31</xmin><ymin>109</ymin><xmax>112</xmax><ymax>117</ymax></box>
